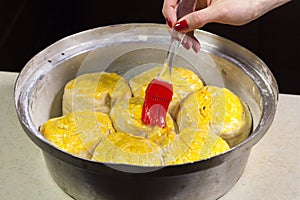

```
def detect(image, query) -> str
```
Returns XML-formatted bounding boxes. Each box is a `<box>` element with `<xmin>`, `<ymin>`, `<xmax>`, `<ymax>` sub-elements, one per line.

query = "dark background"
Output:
<box><xmin>1</xmin><ymin>0</ymin><xmax>299</xmax><ymax>94</ymax></box>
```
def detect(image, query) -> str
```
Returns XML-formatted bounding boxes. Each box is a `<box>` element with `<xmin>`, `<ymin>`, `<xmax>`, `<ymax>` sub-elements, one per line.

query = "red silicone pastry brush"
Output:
<box><xmin>141</xmin><ymin>67</ymin><xmax>174</xmax><ymax>128</ymax></box>
<box><xmin>141</xmin><ymin>0</ymin><xmax>196</xmax><ymax>128</ymax></box>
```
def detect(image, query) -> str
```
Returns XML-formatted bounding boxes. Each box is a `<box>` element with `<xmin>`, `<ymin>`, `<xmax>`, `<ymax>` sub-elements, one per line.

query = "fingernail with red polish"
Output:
<box><xmin>174</xmin><ymin>20</ymin><xmax>189</xmax><ymax>31</ymax></box>
<box><xmin>166</xmin><ymin>18</ymin><xmax>172</xmax><ymax>28</ymax></box>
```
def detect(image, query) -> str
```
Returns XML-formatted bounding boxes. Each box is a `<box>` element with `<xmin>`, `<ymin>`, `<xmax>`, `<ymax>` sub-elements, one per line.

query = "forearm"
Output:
<box><xmin>254</xmin><ymin>0</ymin><xmax>292</xmax><ymax>19</ymax></box>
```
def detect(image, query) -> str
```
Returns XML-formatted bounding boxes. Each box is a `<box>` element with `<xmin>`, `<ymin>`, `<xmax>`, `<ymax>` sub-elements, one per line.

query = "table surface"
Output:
<box><xmin>1</xmin><ymin>71</ymin><xmax>299</xmax><ymax>200</ymax></box>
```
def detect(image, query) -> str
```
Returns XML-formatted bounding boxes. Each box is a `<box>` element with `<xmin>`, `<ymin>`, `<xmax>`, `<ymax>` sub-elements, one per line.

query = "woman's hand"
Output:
<box><xmin>163</xmin><ymin>0</ymin><xmax>291</xmax><ymax>33</ymax></box>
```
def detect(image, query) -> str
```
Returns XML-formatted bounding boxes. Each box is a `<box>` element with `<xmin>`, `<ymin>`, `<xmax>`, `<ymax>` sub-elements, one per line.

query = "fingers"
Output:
<box><xmin>182</xmin><ymin>32</ymin><xmax>200</xmax><ymax>53</ymax></box>
<box><xmin>174</xmin><ymin>8</ymin><xmax>212</xmax><ymax>32</ymax></box>
<box><xmin>187</xmin><ymin>32</ymin><xmax>200</xmax><ymax>53</ymax></box>
<box><xmin>162</xmin><ymin>0</ymin><xmax>201</xmax><ymax>53</ymax></box>
<box><xmin>176</xmin><ymin>0</ymin><xmax>197</xmax><ymax>19</ymax></box>
<box><xmin>172</xmin><ymin>30</ymin><xmax>201</xmax><ymax>53</ymax></box>
<box><xmin>162</xmin><ymin>0</ymin><xmax>178</xmax><ymax>27</ymax></box>
<box><xmin>163</xmin><ymin>0</ymin><xmax>197</xmax><ymax>28</ymax></box>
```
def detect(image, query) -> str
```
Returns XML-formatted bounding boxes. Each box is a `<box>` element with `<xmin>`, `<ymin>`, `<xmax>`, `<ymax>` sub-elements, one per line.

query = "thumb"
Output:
<box><xmin>174</xmin><ymin>8</ymin><xmax>214</xmax><ymax>32</ymax></box>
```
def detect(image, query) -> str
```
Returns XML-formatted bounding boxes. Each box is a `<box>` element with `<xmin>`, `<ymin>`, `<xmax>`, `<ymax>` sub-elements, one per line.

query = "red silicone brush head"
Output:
<box><xmin>141</xmin><ymin>79</ymin><xmax>173</xmax><ymax>128</ymax></box>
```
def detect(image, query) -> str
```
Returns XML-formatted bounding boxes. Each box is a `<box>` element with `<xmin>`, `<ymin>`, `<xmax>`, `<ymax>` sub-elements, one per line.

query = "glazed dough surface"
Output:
<box><xmin>40</xmin><ymin>110</ymin><xmax>115</xmax><ymax>159</ymax></box>
<box><xmin>41</xmin><ymin>68</ymin><xmax>252</xmax><ymax>166</ymax></box>
<box><xmin>177</xmin><ymin>86</ymin><xmax>252</xmax><ymax>147</ymax></box>
<box><xmin>62</xmin><ymin>72</ymin><xmax>131</xmax><ymax>115</ymax></box>
<box><xmin>129</xmin><ymin>66</ymin><xmax>204</xmax><ymax>117</ymax></box>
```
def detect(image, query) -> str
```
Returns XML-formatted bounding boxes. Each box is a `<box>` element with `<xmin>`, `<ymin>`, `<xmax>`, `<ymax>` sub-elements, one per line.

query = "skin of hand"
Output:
<box><xmin>163</xmin><ymin>0</ymin><xmax>291</xmax><ymax>33</ymax></box>
<box><xmin>167</xmin><ymin>0</ymin><xmax>201</xmax><ymax>52</ymax></box>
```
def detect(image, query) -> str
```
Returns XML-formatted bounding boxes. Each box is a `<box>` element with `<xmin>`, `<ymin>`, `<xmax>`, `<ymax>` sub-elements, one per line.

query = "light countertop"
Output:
<box><xmin>0</xmin><ymin>71</ymin><xmax>299</xmax><ymax>200</ymax></box>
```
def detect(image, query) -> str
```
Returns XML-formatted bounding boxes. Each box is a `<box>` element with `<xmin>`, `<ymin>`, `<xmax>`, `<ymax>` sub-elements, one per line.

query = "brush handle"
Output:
<box><xmin>176</xmin><ymin>0</ymin><xmax>197</xmax><ymax>19</ymax></box>
<box><xmin>156</xmin><ymin>33</ymin><xmax>181</xmax><ymax>82</ymax></box>
<box><xmin>157</xmin><ymin>0</ymin><xmax>197</xmax><ymax>82</ymax></box>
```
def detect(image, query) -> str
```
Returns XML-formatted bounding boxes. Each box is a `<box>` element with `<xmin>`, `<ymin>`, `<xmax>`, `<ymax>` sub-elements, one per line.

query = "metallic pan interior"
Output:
<box><xmin>14</xmin><ymin>23</ymin><xmax>278</xmax><ymax>200</ymax></box>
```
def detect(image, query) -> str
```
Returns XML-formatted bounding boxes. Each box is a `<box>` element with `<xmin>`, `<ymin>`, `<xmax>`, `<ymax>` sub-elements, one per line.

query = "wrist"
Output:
<box><xmin>253</xmin><ymin>0</ymin><xmax>291</xmax><ymax>19</ymax></box>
